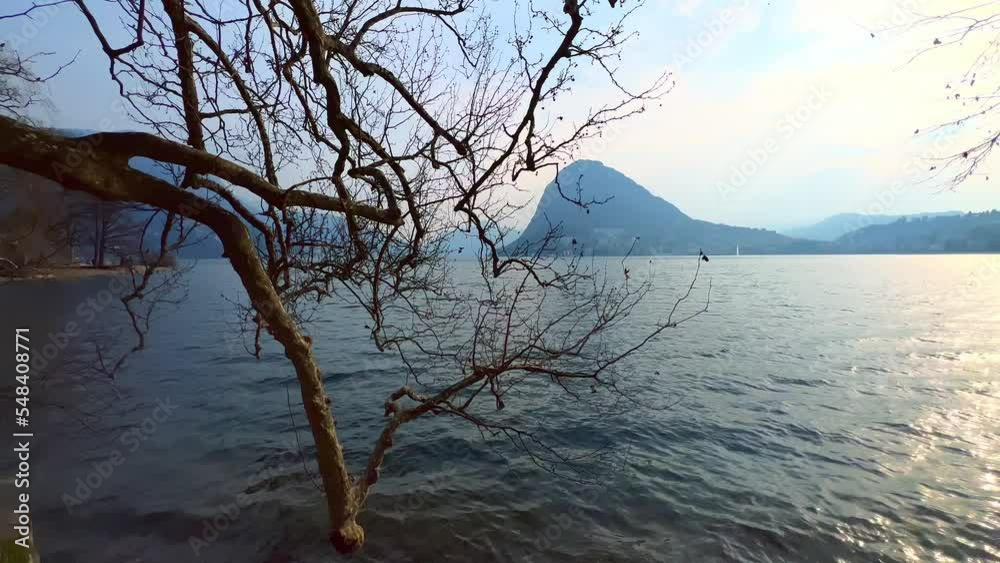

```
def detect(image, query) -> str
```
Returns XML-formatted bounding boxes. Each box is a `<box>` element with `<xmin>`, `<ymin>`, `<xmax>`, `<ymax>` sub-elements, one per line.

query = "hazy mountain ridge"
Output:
<box><xmin>833</xmin><ymin>211</ymin><xmax>1000</xmax><ymax>253</ymax></box>
<box><xmin>514</xmin><ymin>161</ymin><xmax>997</xmax><ymax>256</ymax></box>
<box><xmin>515</xmin><ymin>160</ymin><xmax>821</xmax><ymax>255</ymax></box>
<box><xmin>782</xmin><ymin>211</ymin><xmax>964</xmax><ymax>241</ymax></box>
<box><xmin>13</xmin><ymin>141</ymin><xmax>995</xmax><ymax>259</ymax></box>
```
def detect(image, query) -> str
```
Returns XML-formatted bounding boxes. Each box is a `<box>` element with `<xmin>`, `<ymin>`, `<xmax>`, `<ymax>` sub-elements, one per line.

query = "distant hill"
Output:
<box><xmin>514</xmin><ymin>160</ymin><xmax>820</xmax><ymax>255</ymax></box>
<box><xmin>833</xmin><ymin>211</ymin><xmax>1000</xmax><ymax>253</ymax></box>
<box><xmin>782</xmin><ymin>211</ymin><xmax>963</xmax><ymax>241</ymax></box>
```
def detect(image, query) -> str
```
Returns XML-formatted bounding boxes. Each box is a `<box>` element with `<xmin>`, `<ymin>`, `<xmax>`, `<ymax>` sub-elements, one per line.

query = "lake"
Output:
<box><xmin>1</xmin><ymin>255</ymin><xmax>998</xmax><ymax>562</ymax></box>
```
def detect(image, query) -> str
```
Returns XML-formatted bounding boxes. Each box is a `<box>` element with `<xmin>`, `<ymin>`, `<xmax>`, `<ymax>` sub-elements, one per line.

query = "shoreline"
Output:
<box><xmin>0</xmin><ymin>265</ymin><xmax>149</xmax><ymax>283</ymax></box>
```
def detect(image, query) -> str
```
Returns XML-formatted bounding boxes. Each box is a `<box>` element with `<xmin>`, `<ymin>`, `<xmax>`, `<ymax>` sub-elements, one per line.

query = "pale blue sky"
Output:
<box><xmin>1</xmin><ymin>0</ymin><xmax>996</xmax><ymax>230</ymax></box>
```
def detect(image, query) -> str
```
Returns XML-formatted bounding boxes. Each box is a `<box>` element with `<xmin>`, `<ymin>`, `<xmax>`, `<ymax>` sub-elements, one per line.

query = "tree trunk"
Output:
<box><xmin>0</xmin><ymin>117</ymin><xmax>365</xmax><ymax>553</ymax></box>
<box><xmin>98</xmin><ymin>218</ymin><xmax>106</xmax><ymax>267</ymax></box>
<box><xmin>93</xmin><ymin>204</ymin><xmax>102</xmax><ymax>266</ymax></box>
<box><xmin>211</xmin><ymin>217</ymin><xmax>364</xmax><ymax>552</ymax></box>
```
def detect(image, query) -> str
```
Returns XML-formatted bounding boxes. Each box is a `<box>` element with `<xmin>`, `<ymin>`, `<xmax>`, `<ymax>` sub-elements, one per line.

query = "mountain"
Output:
<box><xmin>514</xmin><ymin>160</ymin><xmax>820</xmax><ymax>255</ymax></box>
<box><xmin>782</xmin><ymin>211</ymin><xmax>963</xmax><ymax>241</ymax></box>
<box><xmin>833</xmin><ymin>211</ymin><xmax>1000</xmax><ymax>253</ymax></box>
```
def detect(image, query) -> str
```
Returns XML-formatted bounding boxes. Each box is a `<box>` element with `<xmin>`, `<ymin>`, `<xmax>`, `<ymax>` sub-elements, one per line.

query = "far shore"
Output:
<box><xmin>0</xmin><ymin>264</ymin><xmax>151</xmax><ymax>283</ymax></box>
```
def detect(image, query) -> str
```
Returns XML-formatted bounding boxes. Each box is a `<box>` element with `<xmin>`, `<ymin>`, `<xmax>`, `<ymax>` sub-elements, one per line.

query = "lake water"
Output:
<box><xmin>1</xmin><ymin>255</ymin><xmax>998</xmax><ymax>562</ymax></box>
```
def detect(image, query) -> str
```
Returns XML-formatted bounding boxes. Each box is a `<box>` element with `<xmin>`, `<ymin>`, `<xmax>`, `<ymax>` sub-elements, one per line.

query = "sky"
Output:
<box><xmin>1</xmin><ymin>0</ymin><xmax>997</xmax><ymax>231</ymax></box>
<box><xmin>547</xmin><ymin>0</ymin><xmax>1000</xmax><ymax>229</ymax></box>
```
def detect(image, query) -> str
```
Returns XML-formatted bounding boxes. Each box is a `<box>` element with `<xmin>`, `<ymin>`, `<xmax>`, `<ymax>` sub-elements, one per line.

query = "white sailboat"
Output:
<box><xmin>736</xmin><ymin>244</ymin><xmax>740</xmax><ymax>256</ymax></box>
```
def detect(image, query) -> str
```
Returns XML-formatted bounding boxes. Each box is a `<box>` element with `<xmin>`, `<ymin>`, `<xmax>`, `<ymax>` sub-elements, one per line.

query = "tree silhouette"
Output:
<box><xmin>905</xmin><ymin>3</ymin><xmax>1000</xmax><ymax>187</ymax></box>
<box><xmin>0</xmin><ymin>0</ymin><xmax>708</xmax><ymax>553</ymax></box>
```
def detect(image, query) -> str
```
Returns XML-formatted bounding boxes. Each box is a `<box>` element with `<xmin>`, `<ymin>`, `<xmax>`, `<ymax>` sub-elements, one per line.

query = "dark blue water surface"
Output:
<box><xmin>1</xmin><ymin>255</ymin><xmax>998</xmax><ymax>562</ymax></box>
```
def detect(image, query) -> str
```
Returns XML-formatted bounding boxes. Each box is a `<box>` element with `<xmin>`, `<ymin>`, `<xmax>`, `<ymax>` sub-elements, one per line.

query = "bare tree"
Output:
<box><xmin>70</xmin><ymin>199</ymin><xmax>143</xmax><ymax>266</ymax></box>
<box><xmin>902</xmin><ymin>3</ymin><xmax>1000</xmax><ymax>187</ymax></box>
<box><xmin>0</xmin><ymin>0</ymin><xmax>707</xmax><ymax>554</ymax></box>
<box><xmin>0</xmin><ymin>40</ymin><xmax>74</xmax><ymax>120</ymax></box>
<box><xmin>0</xmin><ymin>45</ymin><xmax>46</xmax><ymax>116</ymax></box>
<box><xmin>0</xmin><ymin>165</ymin><xmax>74</xmax><ymax>271</ymax></box>
<box><xmin>0</xmin><ymin>45</ymin><xmax>69</xmax><ymax>273</ymax></box>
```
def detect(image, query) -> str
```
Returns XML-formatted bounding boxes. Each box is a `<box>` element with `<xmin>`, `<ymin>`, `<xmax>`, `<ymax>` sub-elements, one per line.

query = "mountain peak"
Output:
<box><xmin>560</xmin><ymin>159</ymin><xmax>606</xmax><ymax>171</ymax></box>
<box><xmin>515</xmin><ymin>162</ymin><xmax>806</xmax><ymax>255</ymax></box>
<box><xmin>542</xmin><ymin>160</ymin><xmax>676</xmax><ymax>204</ymax></box>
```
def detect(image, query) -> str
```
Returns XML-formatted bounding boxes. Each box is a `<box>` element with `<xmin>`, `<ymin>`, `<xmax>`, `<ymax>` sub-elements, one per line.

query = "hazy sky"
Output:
<box><xmin>2</xmin><ymin>0</ymin><xmax>997</xmax><ymax>230</ymax></box>
<box><xmin>550</xmin><ymin>0</ymin><xmax>1000</xmax><ymax>229</ymax></box>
